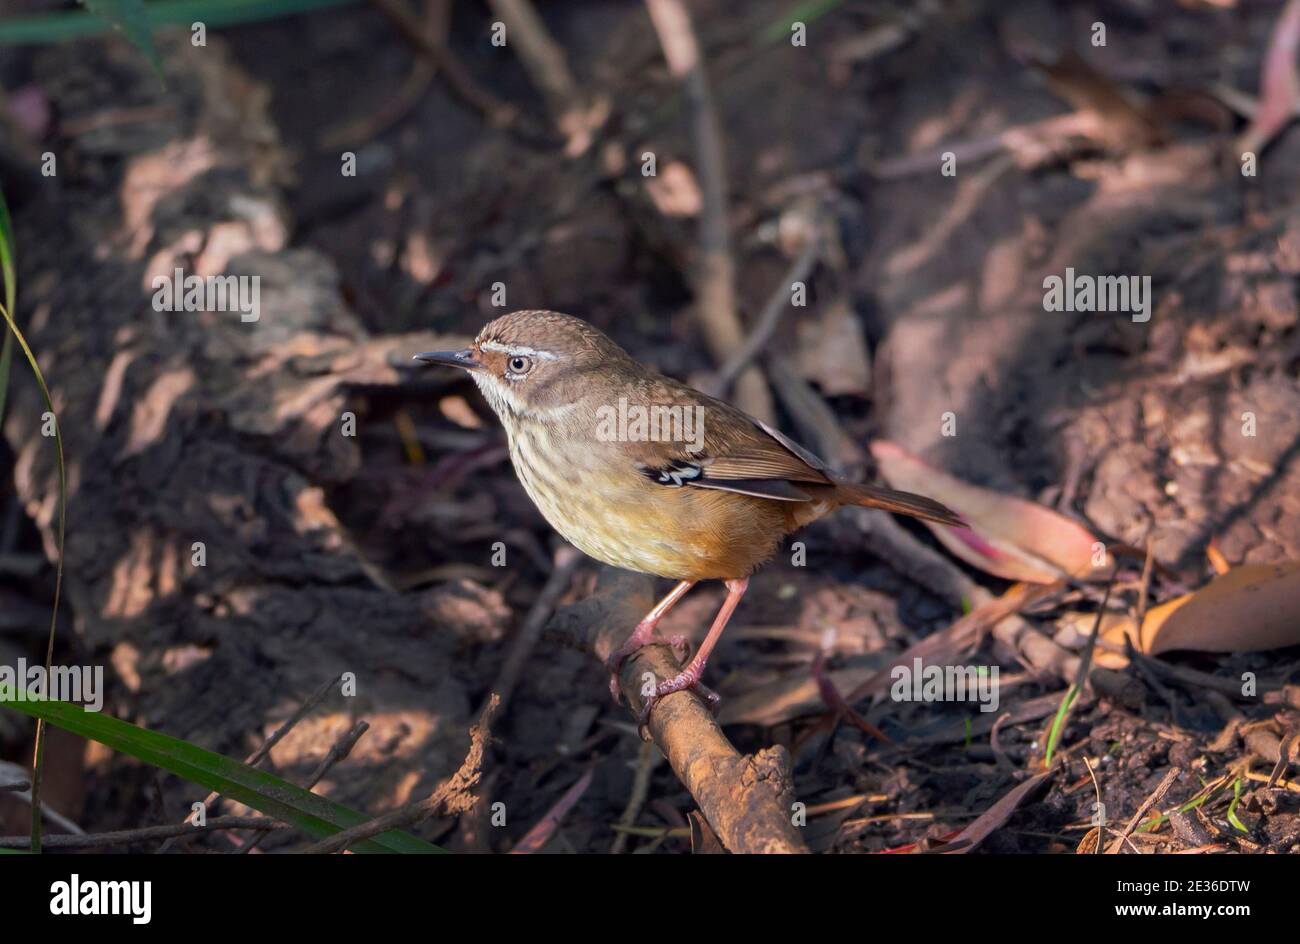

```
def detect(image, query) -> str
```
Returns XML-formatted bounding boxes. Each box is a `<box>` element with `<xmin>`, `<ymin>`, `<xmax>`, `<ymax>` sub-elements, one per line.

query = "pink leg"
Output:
<box><xmin>606</xmin><ymin>580</ymin><xmax>695</xmax><ymax>703</ymax></box>
<box><xmin>638</xmin><ymin>577</ymin><xmax>749</xmax><ymax>725</ymax></box>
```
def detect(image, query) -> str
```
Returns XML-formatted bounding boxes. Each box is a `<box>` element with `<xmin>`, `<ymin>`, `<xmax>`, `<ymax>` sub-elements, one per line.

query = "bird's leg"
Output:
<box><xmin>638</xmin><ymin>577</ymin><xmax>748</xmax><ymax>725</ymax></box>
<box><xmin>606</xmin><ymin>579</ymin><xmax>695</xmax><ymax>703</ymax></box>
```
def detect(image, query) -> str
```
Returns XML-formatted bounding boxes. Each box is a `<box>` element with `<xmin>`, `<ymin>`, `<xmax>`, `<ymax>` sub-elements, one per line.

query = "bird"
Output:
<box><xmin>415</xmin><ymin>310</ymin><xmax>962</xmax><ymax>724</ymax></box>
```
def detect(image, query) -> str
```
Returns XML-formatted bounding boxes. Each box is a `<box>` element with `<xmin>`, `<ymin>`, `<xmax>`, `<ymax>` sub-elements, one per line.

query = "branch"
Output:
<box><xmin>368</xmin><ymin>0</ymin><xmax>532</xmax><ymax>134</ymax></box>
<box><xmin>645</xmin><ymin>0</ymin><xmax>773</xmax><ymax>422</ymax></box>
<box><xmin>547</xmin><ymin>568</ymin><xmax>809</xmax><ymax>854</ymax></box>
<box><xmin>705</xmin><ymin>221</ymin><xmax>822</xmax><ymax>398</ymax></box>
<box><xmin>485</xmin><ymin>0</ymin><xmax>609</xmax><ymax>155</ymax></box>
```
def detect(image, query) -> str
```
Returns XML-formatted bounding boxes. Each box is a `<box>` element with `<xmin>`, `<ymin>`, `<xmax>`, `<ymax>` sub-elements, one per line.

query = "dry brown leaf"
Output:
<box><xmin>941</xmin><ymin>771</ymin><xmax>1052</xmax><ymax>854</ymax></box>
<box><xmin>871</xmin><ymin>440</ymin><xmax>1104</xmax><ymax>583</ymax></box>
<box><xmin>1102</xmin><ymin>560</ymin><xmax>1300</xmax><ymax>656</ymax></box>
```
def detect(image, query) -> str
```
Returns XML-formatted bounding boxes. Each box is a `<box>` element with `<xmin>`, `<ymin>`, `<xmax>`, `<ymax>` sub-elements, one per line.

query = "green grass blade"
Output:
<box><xmin>0</xmin><ymin>297</ymin><xmax>64</xmax><ymax>852</ymax></box>
<box><xmin>1226</xmin><ymin>775</ymin><xmax>1249</xmax><ymax>833</ymax></box>
<box><xmin>1042</xmin><ymin>685</ymin><xmax>1077</xmax><ymax>768</ymax></box>
<box><xmin>1138</xmin><ymin>779</ymin><xmax>1225</xmax><ymax>833</ymax></box>
<box><xmin>0</xmin><ymin>688</ymin><xmax>446</xmax><ymax>853</ymax></box>
<box><xmin>0</xmin><ymin>0</ymin><xmax>358</xmax><ymax>46</ymax></box>
<box><xmin>78</xmin><ymin>0</ymin><xmax>165</xmax><ymax>79</ymax></box>
<box><xmin>759</xmin><ymin>0</ymin><xmax>844</xmax><ymax>46</ymax></box>
<box><xmin>0</xmin><ymin>185</ymin><xmax>14</xmax><ymax>423</ymax></box>
<box><xmin>1043</xmin><ymin>563</ymin><xmax>1119</xmax><ymax>768</ymax></box>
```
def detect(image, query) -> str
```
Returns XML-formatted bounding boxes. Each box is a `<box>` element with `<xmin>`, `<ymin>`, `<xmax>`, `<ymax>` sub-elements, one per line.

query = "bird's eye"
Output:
<box><xmin>507</xmin><ymin>355</ymin><xmax>532</xmax><ymax>376</ymax></box>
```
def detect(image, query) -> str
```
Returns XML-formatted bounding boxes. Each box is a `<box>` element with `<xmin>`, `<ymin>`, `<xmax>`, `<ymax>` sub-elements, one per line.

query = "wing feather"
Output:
<box><xmin>624</xmin><ymin>374</ymin><xmax>834</xmax><ymax>501</ymax></box>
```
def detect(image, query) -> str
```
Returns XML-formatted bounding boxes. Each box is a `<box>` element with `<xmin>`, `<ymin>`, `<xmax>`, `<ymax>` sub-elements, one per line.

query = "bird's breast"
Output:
<box><xmin>505</xmin><ymin>422</ymin><xmax>787</xmax><ymax>580</ymax></box>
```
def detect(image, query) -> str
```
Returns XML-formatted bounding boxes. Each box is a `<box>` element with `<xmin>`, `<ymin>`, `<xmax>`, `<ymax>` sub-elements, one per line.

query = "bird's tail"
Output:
<box><xmin>836</xmin><ymin>482</ymin><xmax>964</xmax><ymax>528</ymax></box>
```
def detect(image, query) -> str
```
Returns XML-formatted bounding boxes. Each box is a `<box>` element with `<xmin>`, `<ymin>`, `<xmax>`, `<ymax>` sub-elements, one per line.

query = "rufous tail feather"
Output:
<box><xmin>837</xmin><ymin>483</ymin><xmax>964</xmax><ymax>528</ymax></box>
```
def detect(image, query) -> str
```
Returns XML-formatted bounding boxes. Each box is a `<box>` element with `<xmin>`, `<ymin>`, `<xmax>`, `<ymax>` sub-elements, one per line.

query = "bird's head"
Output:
<box><xmin>414</xmin><ymin>310</ymin><xmax>630</xmax><ymax>424</ymax></box>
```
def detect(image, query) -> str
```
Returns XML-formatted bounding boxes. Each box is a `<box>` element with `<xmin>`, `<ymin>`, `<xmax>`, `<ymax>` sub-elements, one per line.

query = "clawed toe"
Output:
<box><xmin>612</xmin><ymin>577</ymin><xmax>747</xmax><ymax>728</ymax></box>
<box><xmin>635</xmin><ymin>671</ymin><xmax>723</xmax><ymax>727</ymax></box>
<box><xmin>695</xmin><ymin>681</ymin><xmax>721</xmax><ymax>715</ymax></box>
<box><xmin>608</xmin><ymin>631</ymin><xmax>696</xmax><ymax>706</ymax></box>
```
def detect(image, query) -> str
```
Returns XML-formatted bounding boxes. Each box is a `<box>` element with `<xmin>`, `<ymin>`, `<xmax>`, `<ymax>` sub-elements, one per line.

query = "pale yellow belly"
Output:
<box><xmin>506</xmin><ymin>427</ymin><xmax>785</xmax><ymax>579</ymax></box>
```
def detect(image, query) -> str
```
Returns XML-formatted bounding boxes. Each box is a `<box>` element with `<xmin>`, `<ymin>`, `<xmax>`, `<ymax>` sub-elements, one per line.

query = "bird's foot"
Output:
<box><xmin>636</xmin><ymin>663</ymin><xmax>721</xmax><ymax>729</ymax></box>
<box><xmin>606</xmin><ymin>625</ymin><xmax>690</xmax><ymax>703</ymax></box>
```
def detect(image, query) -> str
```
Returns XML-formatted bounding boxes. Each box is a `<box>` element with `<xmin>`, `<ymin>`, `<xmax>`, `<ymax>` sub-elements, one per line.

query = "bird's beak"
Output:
<box><xmin>413</xmin><ymin>348</ymin><xmax>481</xmax><ymax>371</ymax></box>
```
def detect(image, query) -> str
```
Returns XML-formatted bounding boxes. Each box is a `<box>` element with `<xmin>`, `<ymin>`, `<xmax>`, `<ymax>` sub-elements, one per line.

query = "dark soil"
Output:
<box><xmin>1</xmin><ymin>0</ymin><xmax>1298</xmax><ymax>853</ymax></box>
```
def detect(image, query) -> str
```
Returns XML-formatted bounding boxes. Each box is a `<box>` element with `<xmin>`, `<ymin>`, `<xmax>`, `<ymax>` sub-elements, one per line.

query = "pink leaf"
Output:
<box><xmin>871</xmin><ymin>440</ymin><xmax>1104</xmax><ymax>583</ymax></box>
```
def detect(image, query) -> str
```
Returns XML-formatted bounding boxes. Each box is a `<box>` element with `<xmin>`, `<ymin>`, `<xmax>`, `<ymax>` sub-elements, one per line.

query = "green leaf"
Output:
<box><xmin>759</xmin><ymin>0</ymin><xmax>843</xmax><ymax>46</ymax></box>
<box><xmin>0</xmin><ymin>0</ymin><xmax>358</xmax><ymax>46</ymax></box>
<box><xmin>0</xmin><ymin>184</ymin><xmax>14</xmax><ymax>424</ymax></box>
<box><xmin>1138</xmin><ymin>781</ymin><xmax>1220</xmax><ymax>833</ymax></box>
<box><xmin>78</xmin><ymin>0</ymin><xmax>165</xmax><ymax>79</ymax></box>
<box><xmin>0</xmin><ymin>687</ymin><xmax>446</xmax><ymax>853</ymax></box>
<box><xmin>1226</xmin><ymin>776</ymin><xmax>1249</xmax><ymax>834</ymax></box>
<box><xmin>1042</xmin><ymin>685</ymin><xmax>1077</xmax><ymax>768</ymax></box>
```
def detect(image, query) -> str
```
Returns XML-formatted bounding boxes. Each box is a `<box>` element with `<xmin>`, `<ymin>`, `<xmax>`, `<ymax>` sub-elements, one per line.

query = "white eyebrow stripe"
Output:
<box><xmin>478</xmin><ymin>341</ymin><xmax>557</xmax><ymax>360</ymax></box>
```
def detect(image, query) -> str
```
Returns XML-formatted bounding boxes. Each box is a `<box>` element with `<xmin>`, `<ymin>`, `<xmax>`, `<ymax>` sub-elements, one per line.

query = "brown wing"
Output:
<box><xmin>619</xmin><ymin>372</ymin><xmax>832</xmax><ymax>503</ymax></box>
<box><xmin>614</xmin><ymin>369</ymin><xmax>963</xmax><ymax>525</ymax></box>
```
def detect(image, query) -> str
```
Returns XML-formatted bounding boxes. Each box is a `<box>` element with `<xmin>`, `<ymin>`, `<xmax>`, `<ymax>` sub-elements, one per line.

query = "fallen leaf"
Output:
<box><xmin>1102</xmin><ymin>560</ymin><xmax>1300</xmax><ymax>656</ymax></box>
<box><xmin>871</xmin><ymin>440</ymin><xmax>1104</xmax><ymax>582</ymax></box>
<box><xmin>1238</xmin><ymin>0</ymin><xmax>1300</xmax><ymax>156</ymax></box>
<box><xmin>508</xmin><ymin>768</ymin><xmax>593</xmax><ymax>854</ymax></box>
<box><xmin>1038</xmin><ymin>50</ymin><xmax>1165</xmax><ymax>153</ymax></box>
<box><xmin>1206</xmin><ymin>541</ymin><xmax>1232</xmax><ymax>575</ymax></box>
<box><xmin>688</xmin><ymin>811</ymin><xmax>727</xmax><ymax>854</ymax></box>
<box><xmin>940</xmin><ymin>771</ymin><xmax>1052</xmax><ymax>854</ymax></box>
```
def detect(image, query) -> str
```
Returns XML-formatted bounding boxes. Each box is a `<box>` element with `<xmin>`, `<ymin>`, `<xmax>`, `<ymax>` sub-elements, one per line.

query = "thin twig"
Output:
<box><xmin>368</xmin><ymin>0</ymin><xmax>532</xmax><ymax>134</ymax></box>
<box><xmin>159</xmin><ymin>673</ymin><xmax>342</xmax><ymax>852</ymax></box>
<box><xmin>0</xmin><ymin>816</ymin><xmax>282</xmax><ymax>850</ymax></box>
<box><xmin>319</xmin><ymin>0</ymin><xmax>450</xmax><ymax>151</ymax></box>
<box><xmin>1107</xmin><ymin>766</ymin><xmax>1181</xmax><ymax>854</ymax></box>
<box><xmin>1083</xmin><ymin>756</ymin><xmax>1103</xmax><ymax>854</ymax></box>
<box><xmin>486</xmin><ymin>544</ymin><xmax>582</xmax><ymax>716</ymax></box>
<box><xmin>482</xmin><ymin>0</ymin><xmax>611</xmax><ymax>154</ymax></box>
<box><xmin>485</xmin><ymin>0</ymin><xmax>580</xmax><ymax>124</ymax></box>
<box><xmin>707</xmin><ymin>223</ymin><xmax>822</xmax><ymax>397</ymax></box>
<box><xmin>645</xmin><ymin>0</ymin><xmax>773</xmax><ymax>422</ymax></box>
<box><xmin>609</xmin><ymin>739</ymin><xmax>661</xmax><ymax>854</ymax></box>
<box><xmin>298</xmin><ymin>694</ymin><xmax>499</xmax><ymax>854</ymax></box>
<box><xmin>1042</xmin><ymin>561</ymin><xmax>1121</xmax><ymax>767</ymax></box>
<box><xmin>0</xmin><ymin>758</ymin><xmax>84</xmax><ymax>835</ymax></box>
<box><xmin>238</xmin><ymin>720</ymin><xmax>371</xmax><ymax>854</ymax></box>
<box><xmin>1238</xmin><ymin>0</ymin><xmax>1300</xmax><ymax>155</ymax></box>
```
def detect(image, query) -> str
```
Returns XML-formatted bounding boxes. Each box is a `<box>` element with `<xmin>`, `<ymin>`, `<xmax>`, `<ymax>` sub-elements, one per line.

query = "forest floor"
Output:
<box><xmin>1</xmin><ymin>0</ymin><xmax>1299</xmax><ymax>853</ymax></box>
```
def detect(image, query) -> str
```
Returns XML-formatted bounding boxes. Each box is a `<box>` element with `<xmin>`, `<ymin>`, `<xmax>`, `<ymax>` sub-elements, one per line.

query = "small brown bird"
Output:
<box><xmin>417</xmin><ymin>311</ymin><xmax>961</xmax><ymax>722</ymax></box>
